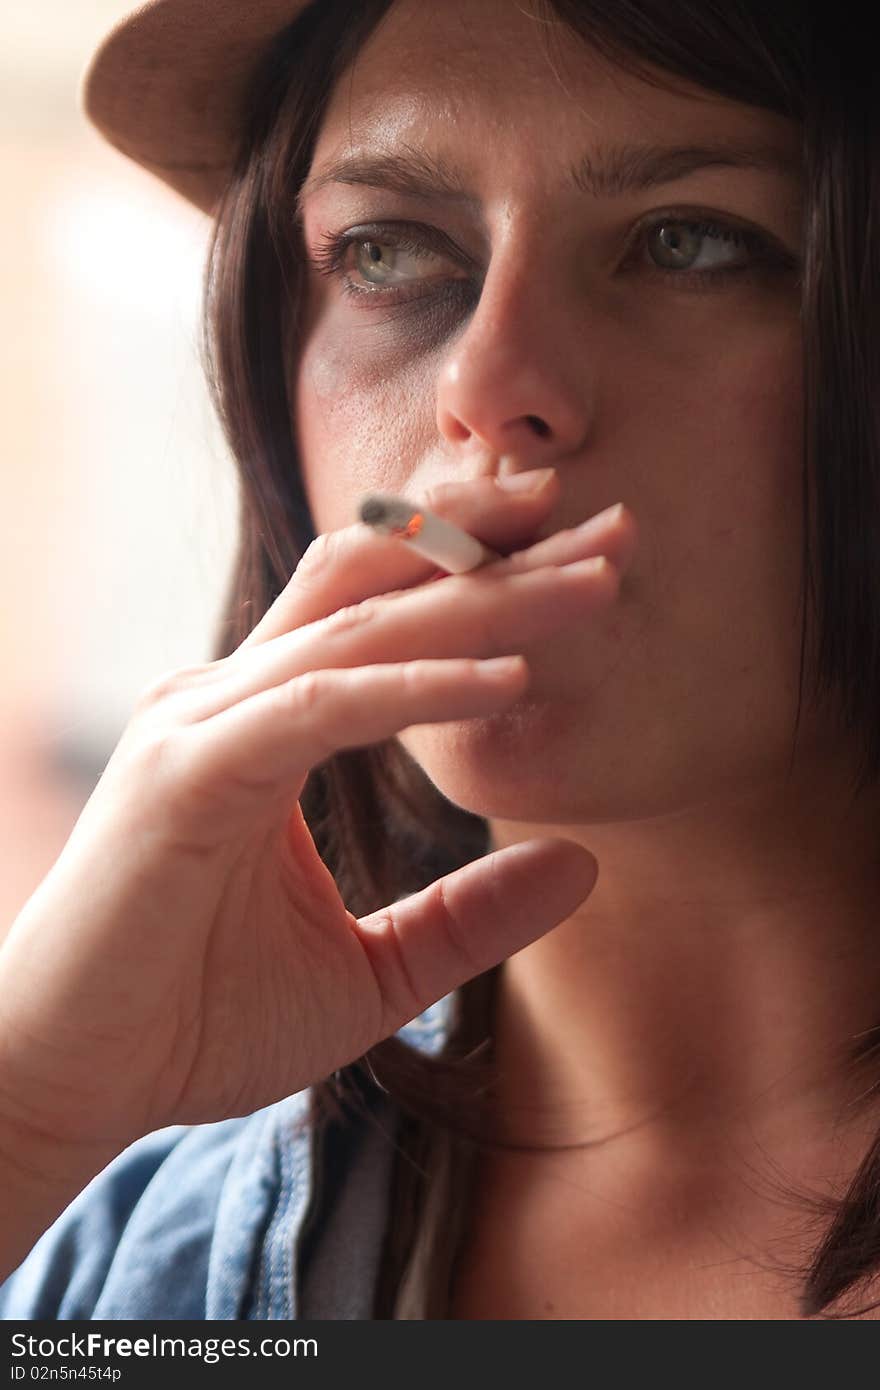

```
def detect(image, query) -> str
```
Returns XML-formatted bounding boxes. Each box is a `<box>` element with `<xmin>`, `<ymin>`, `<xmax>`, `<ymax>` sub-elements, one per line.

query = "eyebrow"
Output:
<box><xmin>296</xmin><ymin>139</ymin><xmax>800</xmax><ymax>217</ymax></box>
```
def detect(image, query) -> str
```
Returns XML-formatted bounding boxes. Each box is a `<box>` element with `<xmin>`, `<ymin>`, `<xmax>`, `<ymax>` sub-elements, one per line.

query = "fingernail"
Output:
<box><xmin>495</xmin><ymin>466</ymin><xmax>557</xmax><ymax>495</ymax></box>
<box><xmin>594</xmin><ymin>502</ymin><xmax>626</xmax><ymax>526</ymax></box>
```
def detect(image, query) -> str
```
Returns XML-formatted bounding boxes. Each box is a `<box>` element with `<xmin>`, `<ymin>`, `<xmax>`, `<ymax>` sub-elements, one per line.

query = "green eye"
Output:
<box><xmin>647</xmin><ymin>219</ymin><xmax>755</xmax><ymax>273</ymax></box>
<box><xmin>353</xmin><ymin>238</ymin><xmax>445</xmax><ymax>286</ymax></box>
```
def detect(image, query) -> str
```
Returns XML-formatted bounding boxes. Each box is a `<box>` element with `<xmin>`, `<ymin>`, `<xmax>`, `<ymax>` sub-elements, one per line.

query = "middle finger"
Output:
<box><xmin>184</xmin><ymin>555</ymin><xmax>621</xmax><ymax>723</ymax></box>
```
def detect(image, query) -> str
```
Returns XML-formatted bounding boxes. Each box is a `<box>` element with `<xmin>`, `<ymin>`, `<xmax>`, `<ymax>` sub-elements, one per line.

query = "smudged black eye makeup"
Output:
<box><xmin>307</xmin><ymin>210</ymin><xmax>799</xmax><ymax>309</ymax></box>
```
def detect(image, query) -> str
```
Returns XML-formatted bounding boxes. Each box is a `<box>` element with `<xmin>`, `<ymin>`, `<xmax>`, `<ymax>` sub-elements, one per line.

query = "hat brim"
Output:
<box><xmin>79</xmin><ymin>0</ymin><xmax>315</xmax><ymax>215</ymax></box>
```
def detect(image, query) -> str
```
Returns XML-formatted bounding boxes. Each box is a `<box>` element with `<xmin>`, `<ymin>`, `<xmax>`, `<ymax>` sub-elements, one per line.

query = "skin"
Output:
<box><xmin>294</xmin><ymin>0</ymin><xmax>880</xmax><ymax>1300</ymax></box>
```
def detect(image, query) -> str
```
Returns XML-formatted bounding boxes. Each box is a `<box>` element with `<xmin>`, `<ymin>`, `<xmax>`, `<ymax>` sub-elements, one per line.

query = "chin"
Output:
<box><xmin>399</xmin><ymin>696</ymin><xmax>589</xmax><ymax>821</ymax></box>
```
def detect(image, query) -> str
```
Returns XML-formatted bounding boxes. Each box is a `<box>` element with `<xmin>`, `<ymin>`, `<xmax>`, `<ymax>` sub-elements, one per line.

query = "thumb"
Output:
<box><xmin>356</xmin><ymin>837</ymin><xmax>598</xmax><ymax>1039</ymax></box>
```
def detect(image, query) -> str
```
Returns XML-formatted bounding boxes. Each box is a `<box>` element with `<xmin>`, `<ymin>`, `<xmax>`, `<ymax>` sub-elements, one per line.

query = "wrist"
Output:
<box><xmin>0</xmin><ymin>1104</ymin><xmax>123</xmax><ymax>1285</ymax></box>
<box><xmin>0</xmin><ymin>1099</ymin><xmax>122</xmax><ymax>1191</ymax></box>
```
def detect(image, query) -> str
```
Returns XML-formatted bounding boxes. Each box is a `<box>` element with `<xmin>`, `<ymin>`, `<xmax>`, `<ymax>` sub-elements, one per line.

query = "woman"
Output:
<box><xmin>1</xmin><ymin>0</ymin><xmax>878</xmax><ymax>1319</ymax></box>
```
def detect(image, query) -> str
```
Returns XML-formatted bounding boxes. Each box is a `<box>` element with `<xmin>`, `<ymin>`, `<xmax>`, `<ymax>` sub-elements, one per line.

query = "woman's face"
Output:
<box><xmin>294</xmin><ymin>0</ymin><xmax>810</xmax><ymax>824</ymax></box>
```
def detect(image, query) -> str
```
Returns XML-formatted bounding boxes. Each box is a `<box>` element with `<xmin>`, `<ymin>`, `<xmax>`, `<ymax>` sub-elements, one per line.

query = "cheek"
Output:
<box><xmin>295</xmin><ymin>320</ymin><xmax>437</xmax><ymax>531</ymax></box>
<box><xmin>611</xmin><ymin>315</ymin><xmax>803</xmax><ymax>556</ymax></box>
<box><xmin>611</xmin><ymin>306</ymin><xmax>802</xmax><ymax>449</ymax></box>
<box><xmin>296</xmin><ymin>328</ymin><xmax>367</xmax><ymax>459</ymax></box>
<box><xmin>696</xmin><ymin>324</ymin><xmax>803</xmax><ymax>496</ymax></box>
<box><xmin>645</xmin><ymin>321</ymin><xmax>804</xmax><ymax>628</ymax></box>
<box><xmin>692</xmin><ymin>324</ymin><xmax>805</xmax><ymax>588</ymax></box>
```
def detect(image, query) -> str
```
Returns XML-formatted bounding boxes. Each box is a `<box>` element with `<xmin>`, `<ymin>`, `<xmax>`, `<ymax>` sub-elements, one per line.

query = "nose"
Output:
<box><xmin>435</xmin><ymin>249</ymin><xmax>593</xmax><ymax>466</ymax></box>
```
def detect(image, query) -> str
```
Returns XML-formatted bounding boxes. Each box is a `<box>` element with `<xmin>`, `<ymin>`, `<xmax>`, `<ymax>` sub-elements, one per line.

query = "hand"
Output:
<box><xmin>0</xmin><ymin>470</ymin><xmax>636</xmax><ymax>1160</ymax></box>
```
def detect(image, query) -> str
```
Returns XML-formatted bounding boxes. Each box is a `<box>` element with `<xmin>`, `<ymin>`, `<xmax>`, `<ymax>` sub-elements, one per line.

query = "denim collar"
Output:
<box><xmin>204</xmin><ymin>992</ymin><xmax>457</xmax><ymax>1319</ymax></box>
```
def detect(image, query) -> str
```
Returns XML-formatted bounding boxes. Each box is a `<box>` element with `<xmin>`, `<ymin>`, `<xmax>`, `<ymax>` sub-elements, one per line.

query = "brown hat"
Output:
<box><xmin>79</xmin><ymin>0</ymin><xmax>315</xmax><ymax>216</ymax></box>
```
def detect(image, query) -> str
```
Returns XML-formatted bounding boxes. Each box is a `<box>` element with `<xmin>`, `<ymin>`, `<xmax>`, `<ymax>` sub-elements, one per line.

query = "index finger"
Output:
<box><xmin>237</xmin><ymin>470</ymin><xmax>561</xmax><ymax>651</ymax></box>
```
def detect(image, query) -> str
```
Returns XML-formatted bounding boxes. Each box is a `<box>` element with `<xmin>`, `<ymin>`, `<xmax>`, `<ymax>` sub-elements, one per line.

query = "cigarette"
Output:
<box><xmin>358</xmin><ymin>492</ymin><xmax>502</xmax><ymax>573</ymax></box>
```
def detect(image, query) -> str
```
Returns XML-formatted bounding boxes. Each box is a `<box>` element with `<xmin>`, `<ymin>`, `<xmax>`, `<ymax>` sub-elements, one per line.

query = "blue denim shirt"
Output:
<box><xmin>0</xmin><ymin>994</ymin><xmax>455</xmax><ymax>1320</ymax></box>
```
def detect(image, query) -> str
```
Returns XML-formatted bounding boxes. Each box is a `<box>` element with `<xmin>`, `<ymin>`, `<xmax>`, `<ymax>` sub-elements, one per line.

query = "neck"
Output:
<box><xmin>484</xmin><ymin>762</ymin><xmax>880</xmax><ymax>1179</ymax></box>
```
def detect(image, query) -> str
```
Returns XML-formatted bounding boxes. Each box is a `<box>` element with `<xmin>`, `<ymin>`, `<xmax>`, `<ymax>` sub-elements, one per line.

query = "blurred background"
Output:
<box><xmin>1</xmin><ymin>4</ymin><xmax>239</xmax><ymax>930</ymax></box>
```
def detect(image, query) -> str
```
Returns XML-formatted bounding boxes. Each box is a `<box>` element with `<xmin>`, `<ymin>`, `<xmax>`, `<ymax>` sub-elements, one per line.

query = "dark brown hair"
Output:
<box><xmin>200</xmin><ymin>0</ymin><xmax>880</xmax><ymax>1318</ymax></box>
